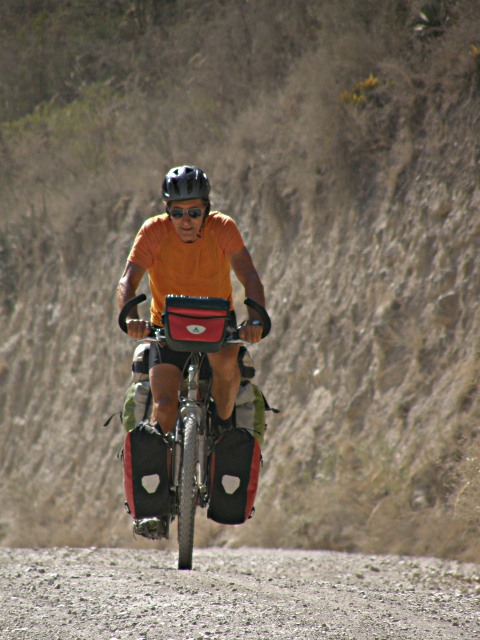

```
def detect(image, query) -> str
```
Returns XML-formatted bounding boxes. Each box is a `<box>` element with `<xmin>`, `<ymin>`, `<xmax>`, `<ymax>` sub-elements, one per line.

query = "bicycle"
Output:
<box><xmin>118</xmin><ymin>293</ymin><xmax>271</xmax><ymax>570</ymax></box>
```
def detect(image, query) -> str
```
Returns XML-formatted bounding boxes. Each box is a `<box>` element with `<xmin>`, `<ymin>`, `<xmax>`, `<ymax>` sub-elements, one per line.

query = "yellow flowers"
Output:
<box><xmin>470</xmin><ymin>44</ymin><xmax>480</xmax><ymax>58</ymax></box>
<box><xmin>339</xmin><ymin>73</ymin><xmax>379</xmax><ymax>106</ymax></box>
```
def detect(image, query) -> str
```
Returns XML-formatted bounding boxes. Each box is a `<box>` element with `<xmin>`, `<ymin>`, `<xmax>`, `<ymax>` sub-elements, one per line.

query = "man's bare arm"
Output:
<box><xmin>116</xmin><ymin>261</ymin><xmax>146</xmax><ymax>318</ymax></box>
<box><xmin>230</xmin><ymin>247</ymin><xmax>265</xmax><ymax>312</ymax></box>
<box><xmin>116</xmin><ymin>261</ymin><xmax>151</xmax><ymax>338</ymax></box>
<box><xmin>230</xmin><ymin>247</ymin><xmax>266</xmax><ymax>342</ymax></box>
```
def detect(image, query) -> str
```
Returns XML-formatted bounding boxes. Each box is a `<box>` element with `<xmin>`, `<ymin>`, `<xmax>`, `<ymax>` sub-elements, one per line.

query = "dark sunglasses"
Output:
<box><xmin>169</xmin><ymin>207</ymin><xmax>204</xmax><ymax>219</ymax></box>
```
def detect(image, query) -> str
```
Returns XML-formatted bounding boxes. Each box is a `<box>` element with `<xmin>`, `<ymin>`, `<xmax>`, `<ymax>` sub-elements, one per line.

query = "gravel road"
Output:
<box><xmin>1</xmin><ymin>546</ymin><xmax>479</xmax><ymax>639</ymax></box>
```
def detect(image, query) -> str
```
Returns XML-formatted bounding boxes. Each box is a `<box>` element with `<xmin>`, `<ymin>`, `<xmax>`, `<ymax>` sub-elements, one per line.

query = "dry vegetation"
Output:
<box><xmin>2</xmin><ymin>0</ymin><xmax>480</xmax><ymax>560</ymax></box>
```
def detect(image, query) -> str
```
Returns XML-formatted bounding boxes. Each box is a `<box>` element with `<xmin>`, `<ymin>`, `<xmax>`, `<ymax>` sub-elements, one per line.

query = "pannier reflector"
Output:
<box><xmin>141</xmin><ymin>474</ymin><xmax>161</xmax><ymax>493</ymax></box>
<box><xmin>221</xmin><ymin>475</ymin><xmax>241</xmax><ymax>494</ymax></box>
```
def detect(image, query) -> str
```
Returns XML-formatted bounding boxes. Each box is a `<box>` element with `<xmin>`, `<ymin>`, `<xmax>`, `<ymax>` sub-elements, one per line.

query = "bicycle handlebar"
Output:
<box><xmin>243</xmin><ymin>297</ymin><xmax>271</xmax><ymax>338</ymax></box>
<box><xmin>118</xmin><ymin>294</ymin><xmax>271</xmax><ymax>340</ymax></box>
<box><xmin>118</xmin><ymin>293</ymin><xmax>147</xmax><ymax>334</ymax></box>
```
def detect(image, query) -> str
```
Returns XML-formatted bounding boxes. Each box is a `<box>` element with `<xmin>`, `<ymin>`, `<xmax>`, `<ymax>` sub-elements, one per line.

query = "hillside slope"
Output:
<box><xmin>1</xmin><ymin>0</ymin><xmax>480</xmax><ymax>560</ymax></box>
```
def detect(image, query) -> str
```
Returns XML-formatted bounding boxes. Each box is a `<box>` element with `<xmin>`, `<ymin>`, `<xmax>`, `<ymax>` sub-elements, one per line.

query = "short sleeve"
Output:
<box><xmin>211</xmin><ymin>213</ymin><xmax>245</xmax><ymax>256</ymax></box>
<box><xmin>128</xmin><ymin>219</ymin><xmax>157</xmax><ymax>270</ymax></box>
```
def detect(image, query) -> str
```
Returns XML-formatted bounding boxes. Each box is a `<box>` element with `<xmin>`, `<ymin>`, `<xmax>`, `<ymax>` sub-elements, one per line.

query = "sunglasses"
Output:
<box><xmin>169</xmin><ymin>207</ymin><xmax>204</xmax><ymax>219</ymax></box>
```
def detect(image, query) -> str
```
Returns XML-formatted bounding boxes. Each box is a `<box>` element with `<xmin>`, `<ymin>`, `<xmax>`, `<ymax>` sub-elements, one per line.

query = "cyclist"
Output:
<box><xmin>117</xmin><ymin>165</ymin><xmax>266</xmax><ymax>437</ymax></box>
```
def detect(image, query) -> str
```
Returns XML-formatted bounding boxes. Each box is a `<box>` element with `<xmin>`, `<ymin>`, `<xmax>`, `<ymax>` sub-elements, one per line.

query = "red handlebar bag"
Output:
<box><xmin>163</xmin><ymin>295</ymin><xmax>230</xmax><ymax>352</ymax></box>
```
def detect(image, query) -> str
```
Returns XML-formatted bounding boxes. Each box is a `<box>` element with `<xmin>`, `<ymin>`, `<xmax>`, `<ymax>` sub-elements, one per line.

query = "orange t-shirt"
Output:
<box><xmin>128</xmin><ymin>211</ymin><xmax>245</xmax><ymax>325</ymax></box>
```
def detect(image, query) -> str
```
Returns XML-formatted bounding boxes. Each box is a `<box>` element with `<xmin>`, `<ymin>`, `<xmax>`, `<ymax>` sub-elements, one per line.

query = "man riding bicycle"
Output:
<box><xmin>117</xmin><ymin>165</ymin><xmax>266</xmax><ymax>439</ymax></box>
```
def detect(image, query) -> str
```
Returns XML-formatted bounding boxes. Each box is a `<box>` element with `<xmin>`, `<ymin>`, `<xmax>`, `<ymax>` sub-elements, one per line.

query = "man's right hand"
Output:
<box><xmin>126</xmin><ymin>319</ymin><xmax>151</xmax><ymax>339</ymax></box>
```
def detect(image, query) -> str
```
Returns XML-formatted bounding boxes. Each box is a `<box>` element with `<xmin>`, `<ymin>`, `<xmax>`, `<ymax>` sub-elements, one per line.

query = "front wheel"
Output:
<box><xmin>177</xmin><ymin>415</ymin><xmax>198</xmax><ymax>570</ymax></box>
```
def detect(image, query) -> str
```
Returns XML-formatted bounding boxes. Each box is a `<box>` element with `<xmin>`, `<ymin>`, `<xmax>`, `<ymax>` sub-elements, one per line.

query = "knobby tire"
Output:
<box><xmin>177</xmin><ymin>416</ymin><xmax>198</xmax><ymax>570</ymax></box>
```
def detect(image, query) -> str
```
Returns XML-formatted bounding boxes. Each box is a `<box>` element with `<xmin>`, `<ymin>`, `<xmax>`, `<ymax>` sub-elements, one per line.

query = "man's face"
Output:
<box><xmin>168</xmin><ymin>199</ymin><xmax>206</xmax><ymax>243</ymax></box>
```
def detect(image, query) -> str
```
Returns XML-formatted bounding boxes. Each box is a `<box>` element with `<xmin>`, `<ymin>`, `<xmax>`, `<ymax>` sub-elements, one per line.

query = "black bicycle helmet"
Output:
<box><xmin>162</xmin><ymin>165</ymin><xmax>210</xmax><ymax>201</ymax></box>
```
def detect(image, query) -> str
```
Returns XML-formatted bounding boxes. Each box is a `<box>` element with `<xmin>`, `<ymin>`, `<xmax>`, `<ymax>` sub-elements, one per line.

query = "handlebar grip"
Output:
<box><xmin>244</xmin><ymin>298</ymin><xmax>271</xmax><ymax>339</ymax></box>
<box><xmin>118</xmin><ymin>293</ymin><xmax>147</xmax><ymax>333</ymax></box>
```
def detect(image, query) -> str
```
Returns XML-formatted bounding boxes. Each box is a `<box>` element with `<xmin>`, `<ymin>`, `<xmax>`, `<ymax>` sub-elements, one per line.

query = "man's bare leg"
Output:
<box><xmin>208</xmin><ymin>344</ymin><xmax>241</xmax><ymax>421</ymax></box>
<box><xmin>149</xmin><ymin>363</ymin><xmax>182</xmax><ymax>432</ymax></box>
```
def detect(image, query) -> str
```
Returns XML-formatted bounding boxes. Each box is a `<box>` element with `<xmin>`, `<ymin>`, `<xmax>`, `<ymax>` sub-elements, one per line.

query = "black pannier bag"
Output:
<box><xmin>207</xmin><ymin>428</ymin><xmax>261</xmax><ymax>525</ymax></box>
<box><xmin>123</xmin><ymin>422</ymin><xmax>171</xmax><ymax>519</ymax></box>
<box><xmin>163</xmin><ymin>295</ymin><xmax>230</xmax><ymax>352</ymax></box>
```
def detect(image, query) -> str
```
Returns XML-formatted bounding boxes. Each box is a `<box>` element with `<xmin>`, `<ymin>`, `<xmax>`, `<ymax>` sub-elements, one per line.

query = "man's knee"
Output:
<box><xmin>149</xmin><ymin>363</ymin><xmax>181</xmax><ymax>430</ymax></box>
<box><xmin>152</xmin><ymin>394</ymin><xmax>179</xmax><ymax>433</ymax></box>
<box><xmin>154</xmin><ymin>394</ymin><xmax>178</xmax><ymax>413</ymax></box>
<box><xmin>150</xmin><ymin>364</ymin><xmax>181</xmax><ymax>396</ymax></box>
<box><xmin>208</xmin><ymin>346</ymin><xmax>240</xmax><ymax>377</ymax></box>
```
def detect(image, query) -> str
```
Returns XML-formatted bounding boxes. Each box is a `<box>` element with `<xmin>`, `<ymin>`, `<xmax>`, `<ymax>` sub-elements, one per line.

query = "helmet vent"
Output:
<box><xmin>162</xmin><ymin>165</ymin><xmax>210</xmax><ymax>201</ymax></box>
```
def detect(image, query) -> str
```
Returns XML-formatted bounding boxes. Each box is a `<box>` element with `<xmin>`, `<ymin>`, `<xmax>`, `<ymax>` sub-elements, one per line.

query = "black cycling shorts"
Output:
<box><xmin>149</xmin><ymin>340</ymin><xmax>192</xmax><ymax>372</ymax></box>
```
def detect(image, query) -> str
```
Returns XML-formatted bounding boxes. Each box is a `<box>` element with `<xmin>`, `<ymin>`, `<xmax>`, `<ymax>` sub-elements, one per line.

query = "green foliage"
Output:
<box><xmin>2</xmin><ymin>84</ymin><xmax>112</xmax><ymax>136</ymax></box>
<box><xmin>1</xmin><ymin>84</ymin><xmax>116</xmax><ymax>172</ymax></box>
<box><xmin>0</xmin><ymin>0</ymin><xmax>153</xmax><ymax>123</ymax></box>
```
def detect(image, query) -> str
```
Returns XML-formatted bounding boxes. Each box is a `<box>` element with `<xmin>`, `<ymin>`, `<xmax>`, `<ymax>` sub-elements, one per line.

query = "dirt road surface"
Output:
<box><xmin>1</xmin><ymin>547</ymin><xmax>479</xmax><ymax>639</ymax></box>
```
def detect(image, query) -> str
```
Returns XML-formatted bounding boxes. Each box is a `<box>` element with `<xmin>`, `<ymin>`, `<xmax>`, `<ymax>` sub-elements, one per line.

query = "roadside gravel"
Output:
<box><xmin>1</xmin><ymin>547</ymin><xmax>479</xmax><ymax>639</ymax></box>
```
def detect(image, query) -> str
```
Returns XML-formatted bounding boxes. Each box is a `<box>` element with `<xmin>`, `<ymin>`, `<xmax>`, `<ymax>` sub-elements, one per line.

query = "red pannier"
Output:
<box><xmin>123</xmin><ymin>422</ymin><xmax>171</xmax><ymax>519</ymax></box>
<box><xmin>163</xmin><ymin>295</ymin><xmax>230</xmax><ymax>352</ymax></box>
<box><xmin>207</xmin><ymin>429</ymin><xmax>261</xmax><ymax>525</ymax></box>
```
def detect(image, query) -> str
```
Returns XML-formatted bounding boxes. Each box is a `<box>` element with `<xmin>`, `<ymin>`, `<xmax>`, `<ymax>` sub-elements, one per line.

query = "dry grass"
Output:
<box><xmin>2</xmin><ymin>0</ymin><xmax>480</xmax><ymax>560</ymax></box>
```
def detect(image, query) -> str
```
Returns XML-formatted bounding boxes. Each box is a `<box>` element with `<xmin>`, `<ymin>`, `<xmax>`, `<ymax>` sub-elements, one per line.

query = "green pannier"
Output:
<box><xmin>122</xmin><ymin>343</ymin><xmax>152</xmax><ymax>432</ymax></box>
<box><xmin>235</xmin><ymin>380</ymin><xmax>278</xmax><ymax>447</ymax></box>
<box><xmin>103</xmin><ymin>343</ymin><xmax>152</xmax><ymax>432</ymax></box>
<box><xmin>122</xmin><ymin>380</ymin><xmax>152</xmax><ymax>432</ymax></box>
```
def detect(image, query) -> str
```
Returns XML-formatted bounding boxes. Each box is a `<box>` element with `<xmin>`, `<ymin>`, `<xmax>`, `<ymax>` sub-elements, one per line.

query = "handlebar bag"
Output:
<box><xmin>163</xmin><ymin>295</ymin><xmax>230</xmax><ymax>352</ymax></box>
